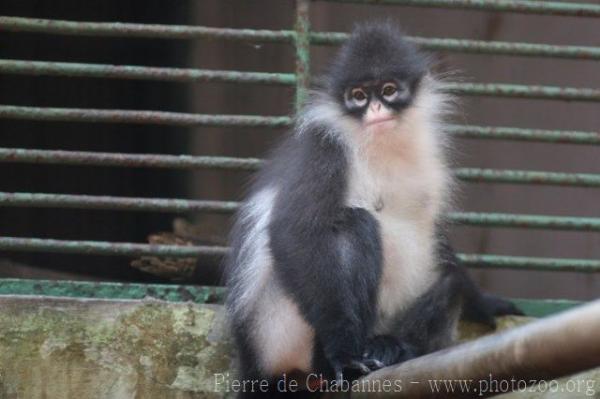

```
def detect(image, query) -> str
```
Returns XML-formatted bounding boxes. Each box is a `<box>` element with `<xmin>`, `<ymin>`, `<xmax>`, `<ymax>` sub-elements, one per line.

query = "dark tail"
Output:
<box><xmin>438</xmin><ymin>235</ymin><xmax>524</xmax><ymax>329</ymax></box>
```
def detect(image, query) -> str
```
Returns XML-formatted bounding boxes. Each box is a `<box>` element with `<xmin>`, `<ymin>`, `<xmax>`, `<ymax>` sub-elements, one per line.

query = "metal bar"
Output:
<box><xmin>5</xmin><ymin>149</ymin><xmax>600</xmax><ymax>188</ymax></box>
<box><xmin>294</xmin><ymin>0</ymin><xmax>311</xmax><ymax>108</ymax></box>
<box><xmin>0</xmin><ymin>17</ymin><xmax>295</xmax><ymax>42</ymax></box>
<box><xmin>2</xmin><ymin>119</ymin><xmax>599</xmax><ymax>147</ymax></box>
<box><xmin>510</xmin><ymin>298</ymin><xmax>582</xmax><ymax>318</ymax></box>
<box><xmin>454</xmin><ymin>168</ymin><xmax>600</xmax><ymax>188</ymax></box>
<box><xmin>0</xmin><ymin>60</ymin><xmax>295</xmax><ymax>86</ymax></box>
<box><xmin>0</xmin><ymin>278</ymin><xmax>226</xmax><ymax>303</ymax></box>
<box><xmin>0</xmin><ymin>148</ymin><xmax>262</xmax><ymax>170</ymax></box>
<box><xmin>449</xmin><ymin>212</ymin><xmax>600</xmax><ymax>231</ymax></box>
<box><xmin>321</xmin><ymin>0</ymin><xmax>600</xmax><ymax>17</ymax></box>
<box><xmin>0</xmin><ymin>237</ymin><xmax>227</xmax><ymax>257</ymax></box>
<box><xmin>2</xmin><ymin>193</ymin><xmax>600</xmax><ymax>231</ymax></box>
<box><xmin>0</xmin><ymin>83</ymin><xmax>598</xmax><ymax>108</ymax></box>
<box><xmin>458</xmin><ymin>254</ymin><xmax>600</xmax><ymax>273</ymax></box>
<box><xmin>0</xmin><ymin>238</ymin><xmax>598</xmax><ymax>274</ymax></box>
<box><xmin>312</xmin><ymin>31</ymin><xmax>600</xmax><ymax>60</ymax></box>
<box><xmin>3</xmin><ymin>18</ymin><xmax>600</xmax><ymax>61</ymax></box>
<box><xmin>0</xmin><ymin>192</ymin><xmax>237</xmax><ymax>213</ymax></box>
<box><xmin>448</xmin><ymin>124</ymin><xmax>600</xmax><ymax>145</ymax></box>
<box><xmin>444</xmin><ymin>82</ymin><xmax>600</xmax><ymax>102</ymax></box>
<box><xmin>355</xmin><ymin>299</ymin><xmax>600</xmax><ymax>399</ymax></box>
<box><xmin>0</xmin><ymin>105</ymin><xmax>291</xmax><ymax>127</ymax></box>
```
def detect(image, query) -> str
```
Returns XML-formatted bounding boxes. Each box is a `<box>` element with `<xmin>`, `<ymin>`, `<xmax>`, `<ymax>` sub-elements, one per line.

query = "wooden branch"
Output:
<box><xmin>354</xmin><ymin>299</ymin><xmax>600</xmax><ymax>398</ymax></box>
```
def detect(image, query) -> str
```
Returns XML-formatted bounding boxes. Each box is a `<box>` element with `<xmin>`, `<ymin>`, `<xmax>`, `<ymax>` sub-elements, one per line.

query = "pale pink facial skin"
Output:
<box><xmin>363</xmin><ymin>100</ymin><xmax>397</xmax><ymax>133</ymax></box>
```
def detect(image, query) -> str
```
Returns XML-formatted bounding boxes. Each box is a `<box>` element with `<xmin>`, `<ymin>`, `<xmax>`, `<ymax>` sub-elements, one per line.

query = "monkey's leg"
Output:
<box><xmin>270</xmin><ymin>207</ymin><xmax>383</xmax><ymax>382</ymax></box>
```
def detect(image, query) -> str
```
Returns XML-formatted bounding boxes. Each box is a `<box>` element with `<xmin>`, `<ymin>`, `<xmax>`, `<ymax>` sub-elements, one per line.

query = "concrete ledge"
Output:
<box><xmin>0</xmin><ymin>295</ymin><xmax>597</xmax><ymax>398</ymax></box>
<box><xmin>0</xmin><ymin>296</ymin><xmax>233</xmax><ymax>399</ymax></box>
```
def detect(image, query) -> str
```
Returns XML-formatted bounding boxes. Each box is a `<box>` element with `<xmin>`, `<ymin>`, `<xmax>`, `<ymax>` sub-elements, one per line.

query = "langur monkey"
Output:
<box><xmin>224</xmin><ymin>21</ymin><xmax>521</xmax><ymax>398</ymax></box>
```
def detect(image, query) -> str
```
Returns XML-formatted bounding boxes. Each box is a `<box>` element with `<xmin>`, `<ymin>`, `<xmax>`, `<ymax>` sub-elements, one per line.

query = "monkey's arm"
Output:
<box><xmin>267</xmin><ymin>133</ymin><xmax>383</xmax><ymax>378</ymax></box>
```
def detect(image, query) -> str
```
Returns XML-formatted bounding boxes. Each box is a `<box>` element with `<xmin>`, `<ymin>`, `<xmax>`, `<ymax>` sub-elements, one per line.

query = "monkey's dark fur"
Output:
<box><xmin>224</xmin><ymin>22</ymin><xmax>521</xmax><ymax>398</ymax></box>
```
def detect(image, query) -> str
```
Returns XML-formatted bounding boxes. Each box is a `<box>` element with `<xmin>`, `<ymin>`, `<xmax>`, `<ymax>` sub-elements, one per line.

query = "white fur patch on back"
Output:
<box><xmin>231</xmin><ymin>187</ymin><xmax>315</xmax><ymax>375</ymax></box>
<box><xmin>253</xmin><ymin>284</ymin><xmax>315</xmax><ymax>375</ymax></box>
<box><xmin>229</xmin><ymin>187</ymin><xmax>277</xmax><ymax>318</ymax></box>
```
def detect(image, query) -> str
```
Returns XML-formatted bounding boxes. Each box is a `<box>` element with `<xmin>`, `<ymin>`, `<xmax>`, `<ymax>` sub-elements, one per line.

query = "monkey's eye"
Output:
<box><xmin>350</xmin><ymin>88</ymin><xmax>368</xmax><ymax>106</ymax></box>
<box><xmin>381</xmin><ymin>82</ymin><xmax>398</xmax><ymax>100</ymax></box>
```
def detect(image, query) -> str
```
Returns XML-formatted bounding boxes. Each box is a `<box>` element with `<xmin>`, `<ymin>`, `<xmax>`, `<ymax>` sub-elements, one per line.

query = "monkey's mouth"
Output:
<box><xmin>364</xmin><ymin>116</ymin><xmax>396</xmax><ymax>127</ymax></box>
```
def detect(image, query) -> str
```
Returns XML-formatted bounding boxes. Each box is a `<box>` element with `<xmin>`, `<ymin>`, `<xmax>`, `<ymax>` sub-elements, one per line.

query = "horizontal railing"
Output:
<box><xmin>321</xmin><ymin>0</ymin><xmax>600</xmax><ymax>17</ymax></box>
<box><xmin>2</xmin><ymin>107</ymin><xmax>600</xmax><ymax>148</ymax></box>
<box><xmin>3</xmin><ymin>149</ymin><xmax>600</xmax><ymax>187</ymax></box>
<box><xmin>0</xmin><ymin>237</ymin><xmax>598</xmax><ymax>273</ymax></box>
<box><xmin>2</xmin><ymin>2</ymin><xmax>599</xmax><ymax>308</ymax></box>
<box><xmin>3</xmin><ymin>17</ymin><xmax>600</xmax><ymax>61</ymax></box>
<box><xmin>2</xmin><ymin>192</ymin><xmax>600</xmax><ymax>232</ymax></box>
<box><xmin>3</xmin><ymin>60</ymin><xmax>600</xmax><ymax>102</ymax></box>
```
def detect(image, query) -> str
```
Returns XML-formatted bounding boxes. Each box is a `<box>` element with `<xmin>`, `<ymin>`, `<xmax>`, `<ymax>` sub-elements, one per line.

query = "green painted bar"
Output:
<box><xmin>0</xmin><ymin>60</ymin><xmax>296</xmax><ymax>86</ymax></box>
<box><xmin>0</xmin><ymin>278</ymin><xmax>226</xmax><ymax>303</ymax></box>
<box><xmin>3</xmin><ymin>18</ymin><xmax>600</xmax><ymax>61</ymax></box>
<box><xmin>294</xmin><ymin>0</ymin><xmax>311</xmax><ymax>108</ymax></box>
<box><xmin>312</xmin><ymin>32</ymin><xmax>600</xmax><ymax>60</ymax></box>
<box><xmin>4</xmin><ymin>150</ymin><xmax>600</xmax><ymax>188</ymax></box>
<box><xmin>454</xmin><ymin>168</ymin><xmax>600</xmax><ymax>188</ymax></box>
<box><xmin>322</xmin><ymin>0</ymin><xmax>600</xmax><ymax>17</ymax></box>
<box><xmin>0</xmin><ymin>278</ymin><xmax>582</xmax><ymax>317</ymax></box>
<box><xmin>0</xmin><ymin>148</ymin><xmax>263</xmax><ymax>170</ymax></box>
<box><xmin>458</xmin><ymin>254</ymin><xmax>600</xmax><ymax>272</ymax></box>
<box><xmin>448</xmin><ymin>124</ymin><xmax>600</xmax><ymax>145</ymax></box>
<box><xmin>0</xmin><ymin>237</ymin><xmax>227</xmax><ymax>257</ymax></box>
<box><xmin>449</xmin><ymin>212</ymin><xmax>600</xmax><ymax>231</ymax></box>
<box><xmin>0</xmin><ymin>238</ymin><xmax>598</xmax><ymax>274</ymax></box>
<box><xmin>510</xmin><ymin>298</ymin><xmax>582</xmax><ymax>318</ymax></box>
<box><xmin>0</xmin><ymin>17</ymin><xmax>295</xmax><ymax>42</ymax></box>
<box><xmin>2</xmin><ymin>193</ymin><xmax>600</xmax><ymax>231</ymax></box>
<box><xmin>0</xmin><ymin>192</ymin><xmax>238</xmax><ymax>213</ymax></box>
<box><xmin>445</xmin><ymin>82</ymin><xmax>600</xmax><ymax>102</ymax></box>
<box><xmin>0</xmin><ymin>105</ymin><xmax>292</xmax><ymax>127</ymax></box>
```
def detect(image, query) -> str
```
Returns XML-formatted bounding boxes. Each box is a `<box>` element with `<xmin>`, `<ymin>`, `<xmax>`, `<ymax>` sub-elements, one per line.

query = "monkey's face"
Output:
<box><xmin>326</xmin><ymin>23</ymin><xmax>428</xmax><ymax>135</ymax></box>
<box><xmin>343</xmin><ymin>78</ymin><xmax>417</xmax><ymax>133</ymax></box>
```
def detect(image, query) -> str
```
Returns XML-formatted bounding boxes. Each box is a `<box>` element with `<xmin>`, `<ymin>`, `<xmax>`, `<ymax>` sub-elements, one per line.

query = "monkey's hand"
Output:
<box><xmin>362</xmin><ymin>335</ymin><xmax>416</xmax><ymax>368</ymax></box>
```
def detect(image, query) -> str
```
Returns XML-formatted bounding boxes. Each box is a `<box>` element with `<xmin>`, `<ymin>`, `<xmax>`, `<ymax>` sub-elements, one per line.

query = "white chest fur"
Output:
<box><xmin>344</xmin><ymin>129</ymin><xmax>449</xmax><ymax>333</ymax></box>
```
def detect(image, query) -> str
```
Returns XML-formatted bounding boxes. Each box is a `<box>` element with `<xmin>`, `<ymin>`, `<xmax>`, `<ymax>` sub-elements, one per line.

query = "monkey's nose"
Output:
<box><xmin>371</xmin><ymin>102</ymin><xmax>382</xmax><ymax>112</ymax></box>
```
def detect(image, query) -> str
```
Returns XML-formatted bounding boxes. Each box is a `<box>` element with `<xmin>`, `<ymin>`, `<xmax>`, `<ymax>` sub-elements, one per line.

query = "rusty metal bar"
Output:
<box><xmin>0</xmin><ymin>237</ymin><xmax>227</xmax><ymax>257</ymax></box>
<box><xmin>0</xmin><ymin>59</ymin><xmax>296</xmax><ymax>86</ymax></box>
<box><xmin>444</xmin><ymin>82</ymin><xmax>600</xmax><ymax>102</ymax></box>
<box><xmin>0</xmin><ymin>17</ymin><xmax>296</xmax><ymax>41</ymax></box>
<box><xmin>0</xmin><ymin>192</ymin><xmax>237</xmax><ymax>213</ymax></box>
<box><xmin>3</xmin><ymin>18</ymin><xmax>600</xmax><ymax>61</ymax></box>
<box><xmin>311</xmin><ymin>31</ymin><xmax>600</xmax><ymax>60</ymax></box>
<box><xmin>0</xmin><ymin>105</ymin><xmax>291</xmax><ymax>127</ymax></box>
<box><xmin>2</xmin><ymin>192</ymin><xmax>600</xmax><ymax>232</ymax></box>
<box><xmin>294</xmin><ymin>0</ymin><xmax>311</xmax><ymax>108</ymax></box>
<box><xmin>4</xmin><ymin>149</ymin><xmax>600</xmax><ymax>188</ymax></box>
<box><xmin>0</xmin><ymin>148</ymin><xmax>262</xmax><ymax>170</ymax></box>
<box><xmin>449</xmin><ymin>212</ymin><xmax>600</xmax><ymax>231</ymax></box>
<box><xmin>454</xmin><ymin>168</ymin><xmax>600</xmax><ymax>188</ymax></box>
<box><xmin>0</xmin><ymin>237</ymin><xmax>598</xmax><ymax>274</ymax></box>
<box><xmin>322</xmin><ymin>0</ymin><xmax>600</xmax><ymax>17</ymax></box>
<box><xmin>355</xmin><ymin>299</ymin><xmax>600</xmax><ymax>399</ymax></box>
<box><xmin>458</xmin><ymin>254</ymin><xmax>600</xmax><ymax>273</ymax></box>
<box><xmin>449</xmin><ymin>124</ymin><xmax>600</xmax><ymax>145</ymax></box>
